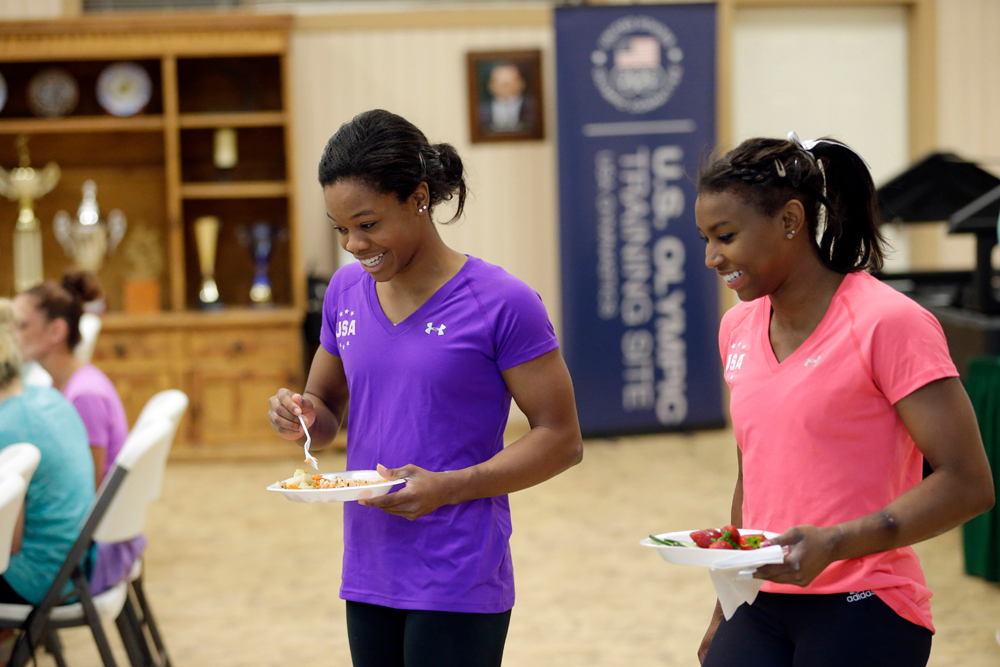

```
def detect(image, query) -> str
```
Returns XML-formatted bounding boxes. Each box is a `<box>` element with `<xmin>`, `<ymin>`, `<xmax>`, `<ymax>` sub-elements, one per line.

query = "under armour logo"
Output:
<box><xmin>804</xmin><ymin>356</ymin><xmax>822</xmax><ymax>368</ymax></box>
<box><xmin>425</xmin><ymin>322</ymin><xmax>446</xmax><ymax>336</ymax></box>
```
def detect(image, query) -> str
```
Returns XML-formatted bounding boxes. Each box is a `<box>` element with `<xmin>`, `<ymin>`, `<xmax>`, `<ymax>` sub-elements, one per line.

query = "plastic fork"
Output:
<box><xmin>299</xmin><ymin>414</ymin><xmax>318</xmax><ymax>470</ymax></box>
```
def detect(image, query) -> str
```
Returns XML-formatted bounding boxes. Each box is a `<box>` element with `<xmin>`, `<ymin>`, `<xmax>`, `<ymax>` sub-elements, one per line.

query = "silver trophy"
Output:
<box><xmin>53</xmin><ymin>180</ymin><xmax>127</xmax><ymax>273</ymax></box>
<box><xmin>0</xmin><ymin>135</ymin><xmax>60</xmax><ymax>292</ymax></box>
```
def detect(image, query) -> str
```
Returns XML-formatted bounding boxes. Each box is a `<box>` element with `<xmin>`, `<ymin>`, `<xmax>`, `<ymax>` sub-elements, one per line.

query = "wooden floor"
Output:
<box><xmin>39</xmin><ymin>429</ymin><xmax>1000</xmax><ymax>666</ymax></box>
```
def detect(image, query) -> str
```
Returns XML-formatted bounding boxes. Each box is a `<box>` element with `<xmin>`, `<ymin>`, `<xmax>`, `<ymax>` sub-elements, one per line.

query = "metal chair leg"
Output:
<box><xmin>43</xmin><ymin>629</ymin><xmax>69</xmax><ymax>667</ymax></box>
<box><xmin>9</xmin><ymin>610</ymin><xmax>48</xmax><ymax>667</ymax></box>
<box><xmin>131</xmin><ymin>574</ymin><xmax>171</xmax><ymax>667</ymax></box>
<box><xmin>73</xmin><ymin>570</ymin><xmax>118</xmax><ymax>667</ymax></box>
<box><xmin>117</xmin><ymin>594</ymin><xmax>155</xmax><ymax>667</ymax></box>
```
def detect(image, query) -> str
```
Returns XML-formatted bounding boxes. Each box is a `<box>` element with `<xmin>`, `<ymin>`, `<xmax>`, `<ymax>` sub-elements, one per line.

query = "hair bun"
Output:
<box><xmin>61</xmin><ymin>269</ymin><xmax>104</xmax><ymax>304</ymax></box>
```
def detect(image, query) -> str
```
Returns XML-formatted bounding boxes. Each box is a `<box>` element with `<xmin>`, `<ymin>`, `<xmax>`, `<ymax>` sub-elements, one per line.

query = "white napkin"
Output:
<box><xmin>709</xmin><ymin>545</ymin><xmax>786</xmax><ymax>619</ymax></box>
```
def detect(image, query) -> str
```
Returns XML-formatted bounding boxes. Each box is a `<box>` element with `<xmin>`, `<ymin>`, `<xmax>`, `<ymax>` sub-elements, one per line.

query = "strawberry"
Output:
<box><xmin>690</xmin><ymin>529</ymin><xmax>720</xmax><ymax>549</ymax></box>
<box><xmin>709</xmin><ymin>540</ymin><xmax>734</xmax><ymax>549</ymax></box>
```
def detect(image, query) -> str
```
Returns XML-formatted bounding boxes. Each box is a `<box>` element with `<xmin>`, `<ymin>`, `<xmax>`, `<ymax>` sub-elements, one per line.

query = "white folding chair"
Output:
<box><xmin>75</xmin><ymin>312</ymin><xmax>102</xmax><ymax>365</ymax></box>
<box><xmin>0</xmin><ymin>444</ymin><xmax>39</xmax><ymax>582</ymax></box>
<box><xmin>134</xmin><ymin>389</ymin><xmax>187</xmax><ymax>432</ymax></box>
<box><xmin>19</xmin><ymin>362</ymin><xmax>52</xmax><ymax>388</ymax></box>
<box><xmin>2</xmin><ymin>418</ymin><xmax>174</xmax><ymax>667</ymax></box>
<box><xmin>0</xmin><ymin>444</ymin><xmax>41</xmax><ymax>486</ymax></box>
<box><xmin>0</xmin><ymin>473</ymin><xmax>28</xmax><ymax>577</ymax></box>
<box><xmin>121</xmin><ymin>389</ymin><xmax>188</xmax><ymax>667</ymax></box>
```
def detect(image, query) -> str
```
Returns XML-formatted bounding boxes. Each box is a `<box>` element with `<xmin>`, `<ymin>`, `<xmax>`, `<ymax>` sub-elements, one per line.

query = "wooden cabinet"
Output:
<box><xmin>0</xmin><ymin>15</ymin><xmax>307</xmax><ymax>458</ymax></box>
<box><xmin>93</xmin><ymin>309</ymin><xmax>304</xmax><ymax>459</ymax></box>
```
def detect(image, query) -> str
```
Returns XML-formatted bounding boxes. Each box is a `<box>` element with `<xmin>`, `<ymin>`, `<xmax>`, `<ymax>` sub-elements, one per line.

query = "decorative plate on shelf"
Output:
<box><xmin>97</xmin><ymin>62</ymin><xmax>152</xmax><ymax>117</ymax></box>
<box><xmin>27</xmin><ymin>68</ymin><xmax>78</xmax><ymax>118</ymax></box>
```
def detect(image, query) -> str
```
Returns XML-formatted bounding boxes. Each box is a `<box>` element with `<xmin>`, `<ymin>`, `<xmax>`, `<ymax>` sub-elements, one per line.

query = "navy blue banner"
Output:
<box><xmin>555</xmin><ymin>4</ymin><xmax>723</xmax><ymax>437</ymax></box>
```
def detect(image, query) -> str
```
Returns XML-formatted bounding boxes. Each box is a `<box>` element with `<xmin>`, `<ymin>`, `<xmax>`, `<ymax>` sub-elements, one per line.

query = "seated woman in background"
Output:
<box><xmin>12</xmin><ymin>272</ymin><xmax>143</xmax><ymax>594</ymax></box>
<box><xmin>0</xmin><ymin>298</ymin><xmax>94</xmax><ymax>604</ymax></box>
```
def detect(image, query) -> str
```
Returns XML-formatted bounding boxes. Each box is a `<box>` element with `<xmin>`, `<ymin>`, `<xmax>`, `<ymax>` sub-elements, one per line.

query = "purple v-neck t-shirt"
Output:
<box><xmin>320</xmin><ymin>256</ymin><xmax>559</xmax><ymax>613</ymax></box>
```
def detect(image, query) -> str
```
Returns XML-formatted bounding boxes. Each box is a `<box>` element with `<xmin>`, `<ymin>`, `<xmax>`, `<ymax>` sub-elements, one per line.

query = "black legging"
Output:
<box><xmin>0</xmin><ymin>577</ymin><xmax>28</xmax><ymax>604</ymax></box>
<box><xmin>346</xmin><ymin>601</ymin><xmax>511</xmax><ymax>667</ymax></box>
<box><xmin>704</xmin><ymin>591</ymin><xmax>932</xmax><ymax>667</ymax></box>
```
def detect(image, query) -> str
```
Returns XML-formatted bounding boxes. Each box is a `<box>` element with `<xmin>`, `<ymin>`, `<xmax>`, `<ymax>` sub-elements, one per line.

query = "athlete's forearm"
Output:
<box><xmin>827</xmin><ymin>379</ymin><xmax>994</xmax><ymax>562</ymax></box>
<box><xmin>827</xmin><ymin>466</ymin><xmax>994</xmax><ymax>563</ymax></box>
<box><xmin>445</xmin><ymin>423</ymin><xmax>582</xmax><ymax>504</ymax></box>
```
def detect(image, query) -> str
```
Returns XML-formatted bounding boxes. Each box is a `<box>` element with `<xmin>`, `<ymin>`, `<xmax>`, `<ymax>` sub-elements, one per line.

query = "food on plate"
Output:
<box><xmin>690</xmin><ymin>528</ymin><xmax>722</xmax><ymax>548</ymax></box>
<box><xmin>738</xmin><ymin>534</ymin><xmax>767</xmax><ymax>550</ymax></box>
<box><xmin>279</xmin><ymin>469</ymin><xmax>387</xmax><ymax>490</ymax></box>
<box><xmin>648</xmin><ymin>535</ymin><xmax>697</xmax><ymax>548</ymax></box>
<box><xmin>650</xmin><ymin>526</ymin><xmax>770</xmax><ymax>550</ymax></box>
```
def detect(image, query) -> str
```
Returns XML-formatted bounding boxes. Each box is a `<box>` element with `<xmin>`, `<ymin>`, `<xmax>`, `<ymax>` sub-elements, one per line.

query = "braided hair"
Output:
<box><xmin>318</xmin><ymin>109</ymin><xmax>466</xmax><ymax>223</ymax></box>
<box><xmin>698</xmin><ymin>137</ymin><xmax>885</xmax><ymax>273</ymax></box>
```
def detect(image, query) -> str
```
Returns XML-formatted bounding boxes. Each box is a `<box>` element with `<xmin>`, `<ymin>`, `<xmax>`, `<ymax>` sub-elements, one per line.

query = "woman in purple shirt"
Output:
<box><xmin>13</xmin><ymin>271</ymin><xmax>144</xmax><ymax>594</ymax></box>
<box><xmin>268</xmin><ymin>109</ymin><xmax>583</xmax><ymax>667</ymax></box>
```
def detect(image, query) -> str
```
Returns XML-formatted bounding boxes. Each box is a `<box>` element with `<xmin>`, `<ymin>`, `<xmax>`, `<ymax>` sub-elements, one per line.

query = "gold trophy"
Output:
<box><xmin>213</xmin><ymin>128</ymin><xmax>238</xmax><ymax>180</ymax></box>
<box><xmin>0</xmin><ymin>135</ymin><xmax>60</xmax><ymax>292</ymax></box>
<box><xmin>53</xmin><ymin>180</ymin><xmax>127</xmax><ymax>272</ymax></box>
<box><xmin>194</xmin><ymin>215</ymin><xmax>221</xmax><ymax>307</ymax></box>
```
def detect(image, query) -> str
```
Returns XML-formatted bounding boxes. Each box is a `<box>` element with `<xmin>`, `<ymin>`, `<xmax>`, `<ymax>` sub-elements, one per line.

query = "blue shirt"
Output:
<box><xmin>0</xmin><ymin>386</ymin><xmax>95</xmax><ymax>603</ymax></box>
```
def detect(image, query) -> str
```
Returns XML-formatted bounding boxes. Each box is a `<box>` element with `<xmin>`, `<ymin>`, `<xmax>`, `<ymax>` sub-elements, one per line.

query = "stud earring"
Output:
<box><xmin>786</xmin><ymin>231</ymin><xmax>796</xmax><ymax>239</ymax></box>
<box><xmin>417</xmin><ymin>205</ymin><xmax>428</xmax><ymax>214</ymax></box>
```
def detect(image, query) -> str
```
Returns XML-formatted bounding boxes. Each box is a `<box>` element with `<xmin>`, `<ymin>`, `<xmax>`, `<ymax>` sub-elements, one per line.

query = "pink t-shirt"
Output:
<box><xmin>62</xmin><ymin>364</ymin><xmax>129</xmax><ymax>477</ymax></box>
<box><xmin>719</xmin><ymin>271</ymin><xmax>958</xmax><ymax>633</ymax></box>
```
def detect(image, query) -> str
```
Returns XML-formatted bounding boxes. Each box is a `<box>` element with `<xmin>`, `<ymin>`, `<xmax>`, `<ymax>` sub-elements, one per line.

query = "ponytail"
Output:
<box><xmin>698</xmin><ymin>135</ymin><xmax>886</xmax><ymax>273</ymax></box>
<box><xmin>23</xmin><ymin>270</ymin><xmax>104</xmax><ymax>350</ymax></box>
<box><xmin>808</xmin><ymin>141</ymin><xmax>885</xmax><ymax>272</ymax></box>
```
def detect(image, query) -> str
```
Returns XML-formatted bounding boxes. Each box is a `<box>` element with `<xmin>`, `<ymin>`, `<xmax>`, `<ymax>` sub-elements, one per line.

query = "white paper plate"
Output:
<box><xmin>640</xmin><ymin>529</ymin><xmax>780</xmax><ymax>567</ymax></box>
<box><xmin>267</xmin><ymin>470</ymin><xmax>405</xmax><ymax>503</ymax></box>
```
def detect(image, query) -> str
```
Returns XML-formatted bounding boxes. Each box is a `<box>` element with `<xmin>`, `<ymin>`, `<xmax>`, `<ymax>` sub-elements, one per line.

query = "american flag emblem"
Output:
<box><xmin>613</xmin><ymin>36</ymin><xmax>661</xmax><ymax>70</ymax></box>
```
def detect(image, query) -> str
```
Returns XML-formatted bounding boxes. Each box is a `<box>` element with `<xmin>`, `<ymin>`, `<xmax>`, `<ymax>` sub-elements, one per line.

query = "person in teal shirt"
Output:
<box><xmin>0</xmin><ymin>299</ymin><xmax>94</xmax><ymax>604</ymax></box>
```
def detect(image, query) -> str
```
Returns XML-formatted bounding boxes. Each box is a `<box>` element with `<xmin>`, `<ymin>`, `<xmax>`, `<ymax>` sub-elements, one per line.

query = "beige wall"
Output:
<box><xmin>932</xmin><ymin>0</ymin><xmax>1000</xmax><ymax>269</ymax></box>
<box><xmin>290</xmin><ymin>20</ymin><xmax>561</xmax><ymax>331</ymax></box>
<box><xmin>0</xmin><ymin>0</ymin><xmax>61</xmax><ymax>19</ymax></box>
<box><xmin>732</xmin><ymin>5</ymin><xmax>912</xmax><ymax>271</ymax></box>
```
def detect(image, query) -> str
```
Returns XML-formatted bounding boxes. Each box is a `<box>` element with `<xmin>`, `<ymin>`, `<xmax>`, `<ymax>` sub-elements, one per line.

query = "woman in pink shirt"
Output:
<box><xmin>694</xmin><ymin>134</ymin><xmax>994</xmax><ymax>667</ymax></box>
<box><xmin>13</xmin><ymin>271</ymin><xmax>143</xmax><ymax>594</ymax></box>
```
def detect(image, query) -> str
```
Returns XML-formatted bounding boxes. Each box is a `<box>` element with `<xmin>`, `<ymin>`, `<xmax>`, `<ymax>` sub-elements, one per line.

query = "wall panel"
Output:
<box><xmin>290</xmin><ymin>25</ymin><xmax>561</xmax><ymax>332</ymax></box>
<box><xmin>933</xmin><ymin>0</ymin><xmax>1000</xmax><ymax>268</ymax></box>
<box><xmin>0</xmin><ymin>0</ymin><xmax>62</xmax><ymax>19</ymax></box>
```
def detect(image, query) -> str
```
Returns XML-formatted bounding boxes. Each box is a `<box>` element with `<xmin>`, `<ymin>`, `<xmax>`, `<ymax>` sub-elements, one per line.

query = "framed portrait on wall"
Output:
<box><xmin>466</xmin><ymin>50</ymin><xmax>545</xmax><ymax>144</ymax></box>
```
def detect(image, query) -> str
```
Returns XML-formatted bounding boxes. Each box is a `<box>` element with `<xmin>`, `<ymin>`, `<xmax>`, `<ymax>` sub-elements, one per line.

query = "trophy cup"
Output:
<box><xmin>238</xmin><ymin>221</ymin><xmax>285</xmax><ymax>306</ymax></box>
<box><xmin>213</xmin><ymin>128</ymin><xmax>238</xmax><ymax>181</ymax></box>
<box><xmin>0</xmin><ymin>135</ymin><xmax>60</xmax><ymax>292</ymax></box>
<box><xmin>194</xmin><ymin>215</ymin><xmax>221</xmax><ymax>308</ymax></box>
<box><xmin>53</xmin><ymin>180</ymin><xmax>127</xmax><ymax>272</ymax></box>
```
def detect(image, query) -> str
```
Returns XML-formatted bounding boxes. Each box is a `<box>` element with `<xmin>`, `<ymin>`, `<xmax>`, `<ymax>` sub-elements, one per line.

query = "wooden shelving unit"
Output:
<box><xmin>0</xmin><ymin>15</ymin><xmax>305</xmax><ymax>459</ymax></box>
<box><xmin>180</xmin><ymin>181</ymin><xmax>290</xmax><ymax>199</ymax></box>
<box><xmin>178</xmin><ymin>111</ymin><xmax>286</xmax><ymax>129</ymax></box>
<box><xmin>0</xmin><ymin>115</ymin><xmax>166</xmax><ymax>134</ymax></box>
